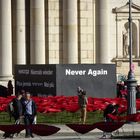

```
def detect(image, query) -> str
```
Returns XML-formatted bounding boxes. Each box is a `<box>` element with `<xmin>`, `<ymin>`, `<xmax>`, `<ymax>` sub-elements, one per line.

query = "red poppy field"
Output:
<box><xmin>0</xmin><ymin>96</ymin><xmax>140</xmax><ymax>124</ymax></box>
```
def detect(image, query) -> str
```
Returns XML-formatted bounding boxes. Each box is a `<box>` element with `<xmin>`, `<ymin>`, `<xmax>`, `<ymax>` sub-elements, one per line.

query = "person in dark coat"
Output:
<box><xmin>136</xmin><ymin>86</ymin><xmax>140</xmax><ymax>99</ymax></box>
<box><xmin>102</xmin><ymin>103</ymin><xmax>119</xmax><ymax>138</ymax></box>
<box><xmin>3</xmin><ymin>92</ymin><xmax>23</xmax><ymax>138</ymax></box>
<box><xmin>23</xmin><ymin>92</ymin><xmax>37</xmax><ymax>138</ymax></box>
<box><xmin>12</xmin><ymin>93</ymin><xmax>23</xmax><ymax>121</ymax></box>
<box><xmin>103</xmin><ymin>103</ymin><xmax>119</xmax><ymax>122</ymax></box>
<box><xmin>117</xmin><ymin>83</ymin><xmax>124</xmax><ymax>98</ymax></box>
<box><xmin>7</xmin><ymin>80</ymin><xmax>13</xmax><ymax>96</ymax></box>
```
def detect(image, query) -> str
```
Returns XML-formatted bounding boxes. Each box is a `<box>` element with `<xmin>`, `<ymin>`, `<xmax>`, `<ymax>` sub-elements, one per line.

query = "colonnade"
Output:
<box><xmin>0</xmin><ymin>0</ymin><xmax>109</xmax><ymax>82</ymax></box>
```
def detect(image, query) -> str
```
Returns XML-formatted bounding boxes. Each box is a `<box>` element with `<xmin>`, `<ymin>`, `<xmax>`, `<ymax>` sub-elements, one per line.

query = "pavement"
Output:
<box><xmin>0</xmin><ymin>123</ymin><xmax>140</xmax><ymax>140</ymax></box>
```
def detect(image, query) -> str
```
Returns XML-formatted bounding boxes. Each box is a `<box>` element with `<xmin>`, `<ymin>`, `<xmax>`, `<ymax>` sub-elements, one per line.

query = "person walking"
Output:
<box><xmin>4</xmin><ymin>92</ymin><xmax>23</xmax><ymax>138</ymax></box>
<box><xmin>23</xmin><ymin>92</ymin><xmax>37</xmax><ymax>138</ymax></box>
<box><xmin>12</xmin><ymin>92</ymin><xmax>23</xmax><ymax>122</ymax></box>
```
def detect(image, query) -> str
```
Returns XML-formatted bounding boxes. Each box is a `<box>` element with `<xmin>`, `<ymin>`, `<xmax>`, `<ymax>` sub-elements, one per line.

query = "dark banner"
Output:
<box><xmin>15</xmin><ymin>64</ymin><xmax>116</xmax><ymax>97</ymax></box>
<box><xmin>15</xmin><ymin>65</ymin><xmax>56</xmax><ymax>96</ymax></box>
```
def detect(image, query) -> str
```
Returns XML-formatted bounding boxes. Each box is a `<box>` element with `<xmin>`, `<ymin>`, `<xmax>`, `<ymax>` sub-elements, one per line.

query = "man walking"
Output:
<box><xmin>4</xmin><ymin>92</ymin><xmax>23</xmax><ymax>138</ymax></box>
<box><xmin>23</xmin><ymin>92</ymin><xmax>37</xmax><ymax>138</ymax></box>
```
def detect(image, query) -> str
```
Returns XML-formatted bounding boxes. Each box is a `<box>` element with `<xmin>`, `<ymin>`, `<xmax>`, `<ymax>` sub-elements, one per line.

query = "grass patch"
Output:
<box><xmin>0</xmin><ymin>111</ymin><xmax>104</xmax><ymax>125</ymax></box>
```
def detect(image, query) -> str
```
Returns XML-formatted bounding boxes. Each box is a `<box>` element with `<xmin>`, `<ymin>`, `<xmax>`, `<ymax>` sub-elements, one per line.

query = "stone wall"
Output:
<box><xmin>47</xmin><ymin>0</ymin><xmax>95</xmax><ymax>64</ymax></box>
<box><xmin>47</xmin><ymin>0</ymin><xmax>63</xmax><ymax>64</ymax></box>
<box><xmin>79</xmin><ymin>0</ymin><xmax>94</xmax><ymax>63</ymax></box>
<box><xmin>1</xmin><ymin>0</ymin><xmax>140</xmax><ymax>86</ymax></box>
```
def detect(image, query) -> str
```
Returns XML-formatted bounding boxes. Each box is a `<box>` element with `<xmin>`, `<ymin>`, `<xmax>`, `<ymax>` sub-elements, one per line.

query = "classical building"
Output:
<box><xmin>0</xmin><ymin>0</ymin><xmax>140</xmax><ymax>86</ymax></box>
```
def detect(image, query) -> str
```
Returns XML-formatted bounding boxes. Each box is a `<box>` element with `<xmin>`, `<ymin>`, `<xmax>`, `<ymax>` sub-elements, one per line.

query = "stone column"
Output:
<box><xmin>0</xmin><ymin>0</ymin><xmax>12</xmax><ymax>81</ymax></box>
<box><xmin>30</xmin><ymin>0</ymin><xmax>45</xmax><ymax>64</ymax></box>
<box><xmin>15</xmin><ymin>0</ymin><xmax>26</xmax><ymax>64</ymax></box>
<box><xmin>96</xmin><ymin>0</ymin><xmax>110</xmax><ymax>63</ymax></box>
<box><xmin>63</xmin><ymin>0</ymin><xmax>78</xmax><ymax>64</ymax></box>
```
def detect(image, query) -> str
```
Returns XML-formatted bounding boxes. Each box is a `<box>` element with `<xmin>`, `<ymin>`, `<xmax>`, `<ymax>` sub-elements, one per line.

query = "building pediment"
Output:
<box><xmin>113</xmin><ymin>2</ymin><xmax>140</xmax><ymax>13</ymax></box>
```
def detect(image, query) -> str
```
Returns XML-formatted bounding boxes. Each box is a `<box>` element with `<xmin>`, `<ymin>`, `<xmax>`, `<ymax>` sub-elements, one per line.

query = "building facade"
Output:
<box><xmin>0</xmin><ymin>0</ymin><xmax>140</xmax><ymax>86</ymax></box>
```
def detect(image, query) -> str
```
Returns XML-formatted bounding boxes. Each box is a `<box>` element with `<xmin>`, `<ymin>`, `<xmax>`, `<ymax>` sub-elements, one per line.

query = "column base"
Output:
<box><xmin>127</xmin><ymin>71</ymin><xmax>137</xmax><ymax>115</ymax></box>
<box><xmin>0</xmin><ymin>75</ymin><xmax>13</xmax><ymax>87</ymax></box>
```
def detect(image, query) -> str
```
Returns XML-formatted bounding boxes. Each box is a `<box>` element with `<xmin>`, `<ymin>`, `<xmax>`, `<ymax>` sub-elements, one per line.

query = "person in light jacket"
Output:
<box><xmin>23</xmin><ymin>92</ymin><xmax>37</xmax><ymax>138</ymax></box>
